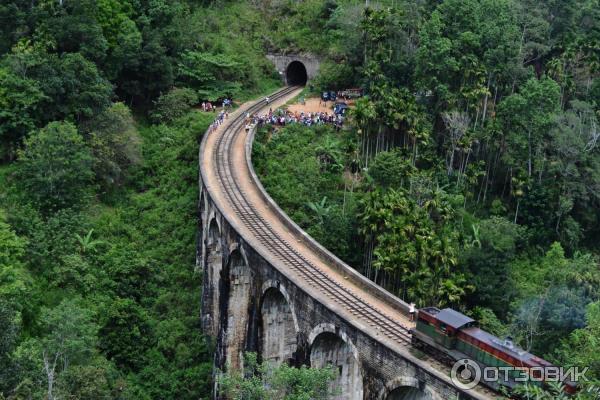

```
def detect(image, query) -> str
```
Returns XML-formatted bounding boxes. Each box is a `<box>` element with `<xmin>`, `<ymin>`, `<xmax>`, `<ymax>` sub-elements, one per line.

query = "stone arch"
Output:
<box><xmin>377</xmin><ymin>376</ymin><xmax>441</xmax><ymax>400</ymax></box>
<box><xmin>203</xmin><ymin>218</ymin><xmax>223</xmax><ymax>336</ymax></box>
<box><xmin>386</xmin><ymin>387</ymin><xmax>431</xmax><ymax>400</ymax></box>
<box><xmin>259</xmin><ymin>281</ymin><xmax>299</xmax><ymax>366</ymax></box>
<box><xmin>224</xmin><ymin>249</ymin><xmax>253</xmax><ymax>370</ymax></box>
<box><xmin>309</xmin><ymin>324</ymin><xmax>363</xmax><ymax>400</ymax></box>
<box><xmin>207</xmin><ymin>217</ymin><xmax>221</xmax><ymax>247</ymax></box>
<box><xmin>286</xmin><ymin>60</ymin><xmax>308</xmax><ymax>86</ymax></box>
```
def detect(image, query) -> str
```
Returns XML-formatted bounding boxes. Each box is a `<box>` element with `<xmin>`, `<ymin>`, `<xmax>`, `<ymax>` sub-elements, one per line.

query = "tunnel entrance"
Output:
<box><xmin>286</xmin><ymin>61</ymin><xmax>308</xmax><ymax>86</ymax></box>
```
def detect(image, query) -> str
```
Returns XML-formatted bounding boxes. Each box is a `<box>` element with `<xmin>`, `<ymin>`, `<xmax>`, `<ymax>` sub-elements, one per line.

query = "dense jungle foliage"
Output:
<box><xmin>0</xmin><ymin>0</ymin><xmax>599</xmax><ymax>399</ymax></box>
<box><xmin>251</xmin><ymin>0</ymin><xmax>600</xmax><ymax>396</ymax></box>
<box><xmin>0</xmin><ymin>0</ymin><xmax>283</xmax><ymax>399</ymax></box>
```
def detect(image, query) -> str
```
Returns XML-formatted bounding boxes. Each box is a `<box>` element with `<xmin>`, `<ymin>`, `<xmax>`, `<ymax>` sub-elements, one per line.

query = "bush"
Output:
<box><xmin>150</xmin><ymin>88</ymin><xmax>198</xmax><ymax>124</ymax></box>
<box><xmin>312</xmin><ymin>60</ymin><xmax>356</xmax><ymax>91</ymax></box>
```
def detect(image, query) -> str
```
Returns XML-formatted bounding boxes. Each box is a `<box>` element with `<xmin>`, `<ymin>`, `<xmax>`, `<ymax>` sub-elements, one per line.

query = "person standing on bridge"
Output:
<box><xmin>409</xmin><ymin>302</ymin><xmax>416</xmax><ymax>322</ymax></box>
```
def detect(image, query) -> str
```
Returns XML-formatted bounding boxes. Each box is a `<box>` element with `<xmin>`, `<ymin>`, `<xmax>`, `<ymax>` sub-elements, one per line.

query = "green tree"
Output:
<box><xmin>82</xmin><ymin>102</ymin><xmax>141</xmax><ymax>188</ymax></box>
<box><xmin>368</xmin><ymin>149</ymin><xmax>416</xmax><ymax>189</ymax></box>
<box><xmin>56</xmin><ymin>362</ymin><xmax>114</xmax><ymax>400</ymax></box>
<box><xmin>95</xmin><ymin>0</ymin><xmax>135</xmax><ymax>48</ymax></box>
<box><xmin>497</xmin><ymin>77</ymin><xmax>561</xmax><ymax>180</ymax></box>
<box><xmin>16</xmin><ymin>121</ymin><xmax>94</xmax><ymax>211</ymax></box>
<box><xmin>14</xmin><ymin>298</ymin><xmax>98</xmax><ymax>400</ymax></box>
<box><xmin>510</xmin><ymin>243</ymin><xmax>600</xmax><ymax>353</ymax></box>
<box><xmin>0</xmin><ymin>67</ymin><xmax>45</xmax><ymax>160</ymax></box>
<box><xmin>177</xmin><ymin>51</ymin><xmax>242</xmax><ymax>100</ymax></box>
<box><xmin>307</xmin><ymin>197</ymin><xmax>332</xmax><ymax>225</ymax></box>
<box><xmin>416</xmin><ymin>0</ymin><xmax>521</xmax><ymax>113</ymax></box>
<box><xmin>5</xmin><ymin>49</ymin><xmax>113</xmax><ymax>123</ymax></box>
<box><xmin>462</xmin><ymin>217</ymin><xmax>522</xmax><ymax>318</ymax></box>
<box><xmin>0</xmin><ymin>2</ymin><xmax>27</xmax><ymax>53</ymax></box>
<box><xmin>0</xmin><ymin>212</ymin><xmax>33</xmax><ymax>327</ymax></box>
<box><xmin>512</xmin><ymin>371</ymin><xmax>600</xmax><ymax>399</ymax></box>
<box><xmin>555</xmin><ymin>301</ymin><xmax>600</xmax><ymax>382</ymax></box>
<box><xmin>150</xmin><ymin>88</ymin><xmax>198</xmax><ymax>124</ymax></box>
<box><xmin>37</xmin><ymin>0</ymin><xmax>109</xmax><ymax>63</ymax></box>
<box><xmin>546</xmin><ymin>101</ymin><xmax>600</xmax><ymax>249</ymax></box>
<box><xmin>312</xmin><ymin>61</ymin><xmax>355</xmax><ymax>91</ymax></box>
<box><xmin>0</xmin><ymin>299</ymin><xmax>21</xmax><ymax>394</ymax></box>
<box><xmin>219</xmin><ymin>352</ymin><xmax>338</xmax><ymax>400</ymax></box>
<box><xmin>315</xmin><ymin>136</ymin><xmax>344</xmax><ymax>172</ymax></box>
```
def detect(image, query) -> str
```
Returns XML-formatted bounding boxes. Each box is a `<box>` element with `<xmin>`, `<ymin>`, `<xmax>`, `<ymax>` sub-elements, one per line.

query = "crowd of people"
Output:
<box><xmin>208</xmin><ymin>109</ymin><xmax>228</xmax><ymax>132</ymax></box>
<box><xmin>207</xmin><ymin>98</ymin><xmax>347</xmax><ymax>134</ymax></box>
<box><xmin>249</xmin><ymin>108</ymin><xmax>345</xmax><ymax>130</ymax></box>
<box><xmin>201</xmin><ymin>98</ymin><xmax>232</xmax><ymax>112</ymax></box>
<box><xmin>203</xmin><ymin>98</ymin><xmax>234</xmax><ymax>132</ymax></box>
<box><xmin>201</xmin><ymin>101</ymin><xmax>216</xmax><ymax>112</ymax></box>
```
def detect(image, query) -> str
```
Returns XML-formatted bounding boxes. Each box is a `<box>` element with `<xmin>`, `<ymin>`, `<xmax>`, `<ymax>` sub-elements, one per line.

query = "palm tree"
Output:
<box><xmin>350</xmin><ymin>97</ymin><xmax>377</xmax><ymax>166</ymax></box>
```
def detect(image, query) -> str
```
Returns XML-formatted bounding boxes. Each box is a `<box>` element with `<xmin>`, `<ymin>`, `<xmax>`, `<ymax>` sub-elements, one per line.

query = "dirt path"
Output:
<box><xmin>287</xmin><ymin>97</ymin><xmax>335</xmax><ymax>114</ymax></box>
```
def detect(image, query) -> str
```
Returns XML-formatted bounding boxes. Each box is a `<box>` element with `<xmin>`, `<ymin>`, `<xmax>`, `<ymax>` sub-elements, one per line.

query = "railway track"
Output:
<box><xmin>210</xmin><ymin>86</ymin><xmax>413</xmax><ymax>346</ymax></box>
<box><xmin>202</xmin><ymin>86</ymin><xmax>500</xmax><ymax>399</ymax></box>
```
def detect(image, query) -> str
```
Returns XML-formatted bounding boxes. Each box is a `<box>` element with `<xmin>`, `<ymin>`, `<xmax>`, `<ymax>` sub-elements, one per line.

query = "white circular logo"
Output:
<box><xmin>451</xmin><ymin>359</ymin><xmax>481</xmax><ymax>390</ymax></box>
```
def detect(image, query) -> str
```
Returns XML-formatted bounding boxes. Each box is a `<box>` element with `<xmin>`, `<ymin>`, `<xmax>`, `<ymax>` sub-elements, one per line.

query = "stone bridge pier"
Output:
<box><xmin>198</xmin><ymin>189</ymin><xmax>472</xmax><ymax>400</ymax></box>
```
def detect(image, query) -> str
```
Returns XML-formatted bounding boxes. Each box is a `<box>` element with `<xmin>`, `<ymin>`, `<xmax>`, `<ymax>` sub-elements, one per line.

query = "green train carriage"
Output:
<box><xmin>411</xmin><ymin>307</ymin><xmax>577</xmax><ymax>394</ymax></box>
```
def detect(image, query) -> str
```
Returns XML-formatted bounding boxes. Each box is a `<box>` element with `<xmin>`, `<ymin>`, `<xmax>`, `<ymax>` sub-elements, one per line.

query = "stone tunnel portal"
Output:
<box><xmin>286</xmin><ymin>61</ymin><xmax>308</xmax><ymax>86</ymax></box>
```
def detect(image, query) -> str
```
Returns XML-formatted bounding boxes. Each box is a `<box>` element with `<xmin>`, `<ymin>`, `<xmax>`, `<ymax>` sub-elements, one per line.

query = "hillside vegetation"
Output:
<box><xmin>0</xmin><ymin>0</ymin><xmax>599</xmax><ymax>399</ymax></box>
<box><xmin>253</xmin><ymin>0</ymin><xmax>600</xmax><ymax>396</ymax></box>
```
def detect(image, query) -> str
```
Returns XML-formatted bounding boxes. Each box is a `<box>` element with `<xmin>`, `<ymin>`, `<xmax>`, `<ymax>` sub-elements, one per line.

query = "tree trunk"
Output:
<box><xmin>527</xmin><ymin>130</ymin><xmax>532</xmax><ymax>177</ymax></box>
<box><xmin>482</xmin><ymin>74</ymin><xmax>491</xmax><ymax>126</ymax></box>
<box><xmin>447</xmin><ymin>148</ymin><xmax>455</xmax><ymax>176</ymax></box>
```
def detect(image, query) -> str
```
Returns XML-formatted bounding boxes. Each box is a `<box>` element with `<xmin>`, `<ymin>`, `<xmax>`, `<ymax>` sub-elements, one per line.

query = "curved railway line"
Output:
<box><xmin>213</xmin><ymin>86</ymin><xmax>412</xmax><ymax>345</ymax></box>
<box><xmin>200</xmin><ymin>86</ymin><xmax>498</xmax><ymax>400</ymax></box>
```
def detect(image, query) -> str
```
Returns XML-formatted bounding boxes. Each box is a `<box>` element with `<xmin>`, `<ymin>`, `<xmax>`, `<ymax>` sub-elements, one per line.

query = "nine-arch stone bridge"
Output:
<box><xmin>198</xmin><ymin>82</ymin><xmax>496</xmax><ymax>399</ymax></box>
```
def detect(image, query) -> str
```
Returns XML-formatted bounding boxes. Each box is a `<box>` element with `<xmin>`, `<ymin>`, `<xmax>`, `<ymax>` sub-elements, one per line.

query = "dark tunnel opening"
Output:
<box><xmin>286</xmin><ymin>61</ymin><xmax>308</xmax><ymax>86</ymax></box>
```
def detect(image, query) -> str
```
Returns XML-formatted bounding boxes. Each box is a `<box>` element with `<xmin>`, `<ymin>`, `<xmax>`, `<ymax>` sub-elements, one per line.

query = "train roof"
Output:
<box><xmin>428</xmin><ymin>307</ymin><xmax>476</xmax><ymax>330</ymax></box>
<box><xmin>461</xmin><ymin>326</ymin><xmax>549</xmax><ymax>366</ymax></box>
